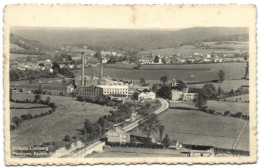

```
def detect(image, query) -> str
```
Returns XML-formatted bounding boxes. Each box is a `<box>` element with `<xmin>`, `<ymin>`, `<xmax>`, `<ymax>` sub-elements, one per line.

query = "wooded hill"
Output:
<box><xmin>11</xmin><ymin>27</ymin><xmax>248</xmax><ymax>51</ymax></box>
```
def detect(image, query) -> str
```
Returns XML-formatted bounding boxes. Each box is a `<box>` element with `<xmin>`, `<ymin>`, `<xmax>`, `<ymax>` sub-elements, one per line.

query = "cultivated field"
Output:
<box><xmin>10</xmin><ymin>93</ymin><xmax>112</xmax><ymax>147</ymax></box>
<box><xmin>73</xmin><ymin>63</ymin><xmax>247</xmax><ymax>82</ymax></box>
<box><xmin>156</xmin><ymin>108</ymin><xmax>249</xmax><ymax>151</ymax></box>
<box><xmin>10</xmin><ymin>102</ymin><xmax>51</xmax><ymax>120</ymax></box>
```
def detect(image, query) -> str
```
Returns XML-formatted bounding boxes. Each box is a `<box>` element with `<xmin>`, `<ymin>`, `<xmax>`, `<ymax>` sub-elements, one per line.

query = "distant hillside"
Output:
<box><xmin>11</xmin><ymin>27</ymin><xmax>248</xmax><ymax>51</ymax></box>
<box><xmin>10</xmin><ymin>33</ymin><xmax>49</xmax><ymax>55</ymax></box>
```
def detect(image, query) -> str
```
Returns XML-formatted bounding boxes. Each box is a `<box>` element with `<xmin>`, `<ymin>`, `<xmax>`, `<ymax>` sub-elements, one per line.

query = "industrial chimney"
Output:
<box><xmin>81</xmin><ymin>52</ymin><xmax>84</xmax><ymax>87</ymax></box>
<box><xmin>100</xmin><ymin>60</ymin><xmax>103</xmax><ymax>78</ymax></box>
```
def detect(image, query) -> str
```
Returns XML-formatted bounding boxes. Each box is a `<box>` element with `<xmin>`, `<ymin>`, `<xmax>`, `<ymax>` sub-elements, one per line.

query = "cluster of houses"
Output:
<box><xmin>138</xmin><ymin>53</ymin><xmax>228</xmax><ymax>65</ymax></box>
<box><xmin>10</xmin><ymin>58</ymin><xmax>77</xmax><ymax>71</ymax></box>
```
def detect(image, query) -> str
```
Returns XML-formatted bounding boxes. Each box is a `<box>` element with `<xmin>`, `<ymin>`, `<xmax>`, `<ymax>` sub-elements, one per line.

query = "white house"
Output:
<box><xmin>107</xmin><ymin>127</ymin><xmax>130</xmax><ymax>144</ymax></box>
<box><xmin>182</xmin><ymin>93</ymin><xmax>198</xmax><ymax>100</ymax></box>
<box><xmin>67</xmin><ymin>84</ymin><xmax>75</xmax><ymax>94</ymax></box>
<box><xmin>169</xmin><ymin>140</ymin><xmax>182</xmax><ymax>149</ymax></box>
<box><xmin>171</xmin><ymin>90</ymin><xmax>183</xmax><ymax>101</ymax></box>
<box><xmin>171</xmin><ymin>89</ymin><xmax>198</xmax><ymax>101</ymax></box>
<box><xmin>138</xmin><ymin>91</ymin><xmax>156</xmax><ymax>101</ymax></box>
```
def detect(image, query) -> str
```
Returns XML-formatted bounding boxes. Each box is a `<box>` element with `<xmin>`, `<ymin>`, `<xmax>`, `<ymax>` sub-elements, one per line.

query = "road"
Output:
<box><xmin>56</xmin><ymin>98</ymin><xmax>169</xmax><ymax>158</ymax></box>
<box><xmin>123</xmin><ymin>98</ymin><xmax>169</xmax><ymax>132</ymax></box>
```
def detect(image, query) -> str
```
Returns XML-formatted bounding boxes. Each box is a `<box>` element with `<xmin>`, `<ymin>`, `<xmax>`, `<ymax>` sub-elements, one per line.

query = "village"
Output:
<box><xmin>8</xmin><ymin>27</ymin><xmax>250</xmax><ymax>159</ymax></box>
<box><xmin>10</xmin><ymin>48</ymin><xmax>250</xmax><ymax>158</ymax></box>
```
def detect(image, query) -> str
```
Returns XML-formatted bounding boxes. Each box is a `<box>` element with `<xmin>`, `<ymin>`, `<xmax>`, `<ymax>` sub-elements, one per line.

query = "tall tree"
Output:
<box><xmin>34</xmin><ymin>94</ymin><xmax>41</xmax><ymax>103</ymax></box>
<box><xmin>162</xmin><ymin>134</ymin><xmax>171</xmax><ymax>147</ymax></box>
<box><xmin>217</xmin><ymin>86</ymin><xmax>222</xmax><ymax>96</ymax></box>
<box><xmin>203</xmin><ymin>83</ymin><xmax>217</xmax><ymax>99</ymax></box>
<box><xmin>45</xmin><ymin>96</ymin><xmax>51</xmax><ymax>105</ymax></box>
<box><xmin>218</xmin><ymin>70</ymin><xmax>225</xmax><ymax>82</ymax></box>
<box><xmin>172</xmin><ymin>80</ymin><xmax>186</xmax><ymax>91</ymax></box>
<box><xmin>140</xmin><ymin>114</ymin><xmax>161</xmax><ymax>138</ymax></box>
<box><xmin>193</xmin><ymin>89</ymin><xmax>208</xmax><ymax>110</ymax></box>
<box><xmin>84</xmin><ymin>119</ymin><xmax>94</xmax><ymax>134</ymax></box>
<box><xmin>159</xmin><ymin>125</ymin><xmax>165</xmax><ymax>142</ymax></box>
<box><xmin>156</xmin><ymin>86</ymin><xmax>171</xmax><ymax>99</ymax></box>
<box><xmin>244</xmin><ymin>62</ymin><xmax>249</xmax><ymax>79</ymax></box>
<box><xmin>140</xmin><ymin>78</ymin><xmax>146</xmax><ymax>86</ymax></box>
<box><xmin>52</xmin><ymin>62</ymin><xmax>60</xmax><ymax>71</ymax></box>
<box><xmin>160</xmin><ymin>76</ymin><xmax>168</xmax><ymax>86</ymax></box>
<box><xmin>154</xmin><ymin>55</ymin><xmax>160</xmax><ymax>63</ymax></box>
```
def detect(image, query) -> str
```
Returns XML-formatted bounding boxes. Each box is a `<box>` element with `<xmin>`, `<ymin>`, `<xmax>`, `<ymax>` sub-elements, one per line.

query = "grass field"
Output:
<box><xmin>73</xmin><ymin>63</ymin><xmax>247</xmax><ymax>82</ymax></box>
<box><xmin>10</xmin><ymin>53</ymin><xmax>41</xmax><ymax>58</ymax></box>
<box><xmin>187</xmin><ymin>79</ymin><xmax>249</xmax><ymax>92</ymax></box>
<box><xmin>224</xmin><ymin>94</ymin><xmax>249</xmax><ymax>102</ymax></box>
<box><xmin>11</xmin><ymin>93</ymin><xmax>113</xmax><ymax>147</ymax></box>
<box><xmin>88</xmin><ymin>147</ymin><xmax>185</xmax><ymax>158</ymax></box>
<box><xmin>138</xmin><ymin>42</ymin><xmax>248</xmax><ymax>56</ymax></box>
<box><xmin>10</xmin><ymin>43</ymin><xmax>25</xmax><ymax>50</ymax></box>
<box><xmin>207</xmin><ymin>100</ymin><xmax>249</xmax><ymax>115</ymax></box>
<box><xmin>10</xmin><ymin>102</ymin><xmax>51</xmax><ymax>120</ymax></box>
<box><xmin>156</xmin><ymin>107</ymin><xmax>249</xmax><ymax>151</ymax></box>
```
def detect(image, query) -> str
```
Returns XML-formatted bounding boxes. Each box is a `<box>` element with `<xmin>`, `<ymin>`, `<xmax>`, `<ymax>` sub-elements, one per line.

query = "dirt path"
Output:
<box><xmin>232</xmin><ymin>120</ymin><xmax>248</xmax><ymax>149</ymax></box>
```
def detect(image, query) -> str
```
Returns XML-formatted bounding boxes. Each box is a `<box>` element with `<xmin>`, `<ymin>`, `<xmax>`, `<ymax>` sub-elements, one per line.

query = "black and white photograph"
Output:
<box><xmin>3</xmin><ymin>4</ymin><xmax>257</xmax><ymax>165</ymax></box>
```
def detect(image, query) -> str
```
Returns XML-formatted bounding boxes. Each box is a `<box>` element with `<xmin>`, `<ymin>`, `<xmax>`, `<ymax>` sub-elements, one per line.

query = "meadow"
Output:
<box><xmin>138</xmin><ymin>42</ymin><xmax>248</xmax><ymax>56</ymax></box>
<box><xmin>74</xmin><ymin>63</ymin><xmax>247</xmax><ymax>82</ymax></box>
<box><xmin>10</xmin><ymin>93</ymin><xmax>112</xmax><ymax>147</ymax></box>
<box><xmin>156</xmin><ymin>107</ymin><xmax>249</xmax><ymax>151</ymax></box>
<box><xmin>10</xmin><ymin>102</ymin><xmax>51</xmax><ymax>120</ymax></box>
<box><xmin>224</xmin><ymin>94</ymin><xmax>249</xmax><ymax>102</ymax></box>
<box><xmin>187</xmin><ymin>79</ymin><xmax>249</xmax><ymax>92</ymax></box>
<box><xmin>89</xmin><ymin>147</ymin><xmax>184</xmax><ymax>158</ymax></box>
<box><xmin>207</xmin><ymin>100</ymin><xmax>249</xmax><ymax>115</ymax></box>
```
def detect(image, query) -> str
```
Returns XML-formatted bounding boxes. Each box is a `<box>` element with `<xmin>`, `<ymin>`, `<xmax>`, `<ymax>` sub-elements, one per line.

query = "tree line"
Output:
<box><xmin>10</xmin><ymin>95</ymin><xmax>57</xmax><ymax>130</ymax></box>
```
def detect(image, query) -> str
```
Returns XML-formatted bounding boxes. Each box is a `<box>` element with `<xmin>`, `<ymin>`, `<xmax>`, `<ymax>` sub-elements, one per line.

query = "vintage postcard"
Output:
<box><xmin>4</xmin><ymin>4</ymin><xmax>257</xmax><ymax>165</ymax></box>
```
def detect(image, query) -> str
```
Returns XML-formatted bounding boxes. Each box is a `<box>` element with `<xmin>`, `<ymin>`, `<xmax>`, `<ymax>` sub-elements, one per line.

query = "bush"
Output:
<box><xmin>64</xmin><ymin>135</ymin><xmax>70</xmax><ymax>142</ymax></box>
<box><xmin>12</xmin><ymin>117</ymin><xmax>22</xmax><ymax>127</ymax></box>
<box><xmin>208</xmin><ymin>109</ymin><xmax>215</xmax><ymax>114</ymax></box>
<box><xmin>10</xmin><ymin>124</ymin><xmax>16</xmax><ymax>130</ymax></box>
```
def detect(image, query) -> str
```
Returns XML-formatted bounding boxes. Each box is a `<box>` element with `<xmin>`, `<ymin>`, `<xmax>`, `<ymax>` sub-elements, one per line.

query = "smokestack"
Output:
<box><xmin>81</xmin><ymin>52</ymin><xmax>84</xmax><ymax>87</ymax></box>
<box><xmin>100</xmin><ymin>61</ymin><xmax>103</xmax><ymax>78</ymax></box>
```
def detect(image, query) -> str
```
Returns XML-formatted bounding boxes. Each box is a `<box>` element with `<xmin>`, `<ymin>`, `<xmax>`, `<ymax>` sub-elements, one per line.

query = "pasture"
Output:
<box><xmin>10</xmin><ymin>93</ymin><xmax>112</xmax><ymax>147</ymax></box>
<box><xmin>156</xmin><ymin>108</ymin><xmax>249</xmax><ymax>151</ymax></box>
<box><xmin>187</xmin><ymin>79</ymin><xmax>249</xmax><ymax>92</ymax></box>
<box><xmin>88</xmin><ymin>147</ymin><xmax>184</xmax><ymax>158</ymax></box>
<box><xmin>224</xmin><ymin>94</ymin><xmax>249</xmax><ymax>102</ymax></box>
<box><xmin>74</xmin><ymin>63</ymin><xmax>247</xmax><ymax>82</ymax></box>
<box><xmin>10</xmin><ymin>102</ymin><xmax>51</xmax><ymax>120</ymax></box>
<box><xmin>207</xmin><ymin>100</ymin><xmax>249</xmax><ymax>115</ymax></box>
<box><xmin>138</xmin><ymin>42</ymin><xmax>248</xmax><ymax>56</ymax></box>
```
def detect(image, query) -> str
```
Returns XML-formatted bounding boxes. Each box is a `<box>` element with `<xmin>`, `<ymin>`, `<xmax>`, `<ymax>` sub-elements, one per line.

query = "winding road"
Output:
<box><xmin>55</xmin><ymin>98</ymin><xmax>169</xmax><ymax>158</ymax></box>
<box><xmin>123</xmin><ymin>98</ymin><xmax>169</xmax><ymax>132</ymax></box>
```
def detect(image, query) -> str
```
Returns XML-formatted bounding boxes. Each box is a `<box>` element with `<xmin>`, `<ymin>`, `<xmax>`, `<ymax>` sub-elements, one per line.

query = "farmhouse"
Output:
<box><xmin>171</xmin><ymin>89</ymin><xmax>198</xmax><ymax>101</ymax></box>
<box><xmin>182</xmin><ymin>93</ymin><xmax>198</xmax><ymax>100</ymax></box>
<box><xmin>107</xmin><ymin>127</ymin><xmax>130</xmax><ymax>144</ymax></box>
<box><xmin>128</xmin><ymin>85</ymin><xmax>150</xmax><ymax>96</ymax></box>
<box><xmin>171</xmin><ymin>90</ymin><xmax>183</xmax><ymax>101</ymax></box>
<box><xmin>138</xmin><ymin>91</ymin><xmax>156</xmax><ymax>101</ymax></box>
<box><xmin>169</xmin><ymin>140</ymin><xmax>182</xmax><ymax>149</ymax></box>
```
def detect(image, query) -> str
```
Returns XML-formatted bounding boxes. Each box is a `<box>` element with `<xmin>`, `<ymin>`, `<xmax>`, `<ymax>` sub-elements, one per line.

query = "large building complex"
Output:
<box><xmin>97</xmin><ymin>85</ymin><xmax>128</xmax><ymax>97</ymax></box>
<box><xmin>76</xmin><ymin>86</ymin><xmax>103</xmax><ymax>100</ymax></box>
